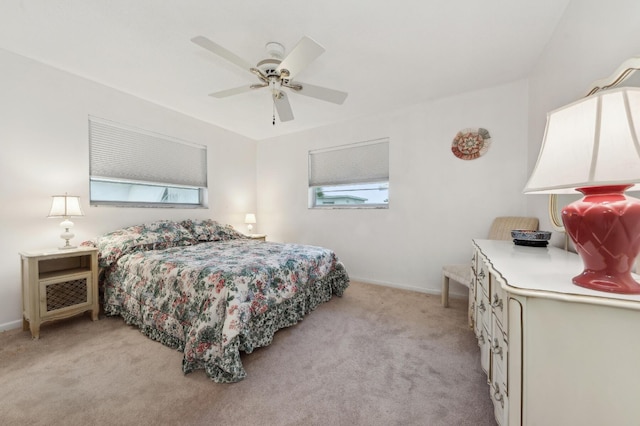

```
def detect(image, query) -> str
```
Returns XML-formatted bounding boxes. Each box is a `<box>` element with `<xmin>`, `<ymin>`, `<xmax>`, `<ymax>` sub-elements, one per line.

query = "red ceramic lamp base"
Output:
<box><xmin>562</xmin><ymin>185</ymin><xmax>640</xmax><ymax>294</ymax></box>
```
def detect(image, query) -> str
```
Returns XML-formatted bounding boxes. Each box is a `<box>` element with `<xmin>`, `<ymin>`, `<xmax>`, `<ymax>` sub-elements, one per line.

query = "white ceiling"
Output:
<box><xmin>0</xmin><ymin>0</ymin><xmax>570</xmax><ymax>141</ymax></box>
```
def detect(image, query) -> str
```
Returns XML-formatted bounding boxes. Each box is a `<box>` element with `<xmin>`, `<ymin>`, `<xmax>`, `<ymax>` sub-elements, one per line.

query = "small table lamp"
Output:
<box><xmin>48</xmin><ymin>193</ymin><xmax>84</xmax><ymax>249</ymax></box>
<box><xmin>244</xmin><ymin>213</ymin><xmax>256</xmax><ymax>234</ymax></box>
<box><xmin>524</xmin><ymin>87</ymin><xmax>640</xmax><ymax>294</ymax></box>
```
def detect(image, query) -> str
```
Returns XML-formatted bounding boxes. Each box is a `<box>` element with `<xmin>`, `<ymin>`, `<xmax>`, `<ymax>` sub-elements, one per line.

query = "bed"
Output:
<box><xmin>83</xmin><ymin>219</ymin><xmax>349</xmax><ymax>383</ymax></box>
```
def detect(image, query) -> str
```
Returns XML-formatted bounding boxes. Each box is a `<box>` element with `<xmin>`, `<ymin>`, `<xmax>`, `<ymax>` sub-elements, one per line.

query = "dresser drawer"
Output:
<box><xmin>491</xmin><ymin>314</ymin><xmax>508</xmax><ymax>392</ymax></box>
<box><xmin>468</xmin><ymin>287</ymin><xmax>476</xmax><ymax>329</ymax></box>
<box><xmin>478</xmin><ymin>325</ymin><xmax>491</xmax><ymax>377</ymax></box>
<box><xmin>491</xmin><ymin>275</ymin><xmax>508</xmax><ymax>332</ymax></box>
<box><xmin>469</xmin><ymin>270</ymin><xmax>477</xmax><ymax>299</ymax></box>
<box><xmin>476</xmin><ymin>257</ymin><xmax>490</xmax><ymax>296</ymax></box>
<box><xmin>492</xmin><ymin>374</ymin><xmax>509</xmax><ymax>426</ymax></box>
<box><xmin>475</xmin><ymin>292</ymin><xmax>490</xmax><ymax>339</ymax></box>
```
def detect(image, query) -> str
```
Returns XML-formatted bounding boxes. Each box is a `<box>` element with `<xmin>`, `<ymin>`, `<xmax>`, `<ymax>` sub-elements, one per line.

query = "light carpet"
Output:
<box><xmin>0</xmin><ymin>281</ymin><xmax>495</xmax><ymax>425</ymax></box>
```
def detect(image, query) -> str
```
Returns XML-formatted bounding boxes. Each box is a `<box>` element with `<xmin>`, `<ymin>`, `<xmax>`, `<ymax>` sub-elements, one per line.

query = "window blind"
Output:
<box><xmin>89</xmin><ymin>116</ymin><xmax>207</xmax><ymax>188</ymax></box>
<box><xmin>309</xmin><ymin>138</ymin><xmax>389</xmax><ymax>187</ymax></box>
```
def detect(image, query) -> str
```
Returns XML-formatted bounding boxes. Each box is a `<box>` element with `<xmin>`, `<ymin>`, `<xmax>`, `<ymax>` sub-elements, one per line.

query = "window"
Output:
<box><xmin>89</xmin><ymin>116</ymin><xmax>207</xmax><ymax>208</ymax></box>
<box><xmin>309</xmin><ymin>138</ymin><xmax>389</xmax><ymax>208</ymax></box>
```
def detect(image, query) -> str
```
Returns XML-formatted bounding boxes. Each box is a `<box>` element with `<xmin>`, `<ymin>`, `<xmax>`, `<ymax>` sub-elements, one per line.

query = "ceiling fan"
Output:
<box><xmin>191</xmin><ymin>35</ymin><xmax>348</xmax><ymax>123</ymax></box>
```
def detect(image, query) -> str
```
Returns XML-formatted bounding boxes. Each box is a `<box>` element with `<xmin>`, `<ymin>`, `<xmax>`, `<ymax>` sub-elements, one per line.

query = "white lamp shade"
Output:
<box><xmin>48</xmin><ymin>194</ymin><xmax>84</xmax><ymax>218</ymax></box>
<box><xmin>244</xmin><ymin>213</ymin><xmax>256</xmax><ymax>224</ymax></box>
<box><xmin>524</xmin><ymin>87</ymin><xmax>640</xmax><ymax>194</ymax></box>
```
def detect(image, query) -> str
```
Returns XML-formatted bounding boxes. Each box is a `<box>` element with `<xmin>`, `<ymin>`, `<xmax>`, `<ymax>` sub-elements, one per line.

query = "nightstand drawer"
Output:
<box><xmin>39</xmin><ymin>271</ymin><xmax>93</xmax><ymax>317</ymax></box>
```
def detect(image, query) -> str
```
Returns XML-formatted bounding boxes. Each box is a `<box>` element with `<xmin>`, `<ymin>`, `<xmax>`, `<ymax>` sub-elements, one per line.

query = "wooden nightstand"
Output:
<box><xmin>19</xmin><ymin>246</ymin><xmax>99</xmax><ymax>339</ymax></box>
<box><xmin>247</xmin><ymin>234</ymin><xmax>266</xmax><ymax>241</ymax></box>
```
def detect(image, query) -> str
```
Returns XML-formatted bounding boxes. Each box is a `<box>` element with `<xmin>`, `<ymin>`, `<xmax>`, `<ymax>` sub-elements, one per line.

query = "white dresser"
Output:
<box><xmin>470</xmin><ymin>239</ymin><xmax>640</xmax><ymax>426</ymax></box>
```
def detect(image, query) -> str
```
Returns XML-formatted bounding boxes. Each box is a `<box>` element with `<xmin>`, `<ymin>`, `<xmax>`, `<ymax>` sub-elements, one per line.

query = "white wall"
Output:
<box><xmin>0</xmin><ymin>49</ymin><xmax>256</xmax><ymax>330</ymax></box>
<box><xmin>526</xmin><ymin>0</ymin><xmax>640</xmax><ymax>247</ymax></box>
<box><xmin>257</xmin><ymin>80</ymin><xmax>530</xmax><ymax>295</ymax></box>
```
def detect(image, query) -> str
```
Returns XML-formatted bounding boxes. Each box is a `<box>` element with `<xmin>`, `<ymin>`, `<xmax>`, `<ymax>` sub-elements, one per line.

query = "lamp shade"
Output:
<box><xmin>48</xmin><ymin>194</ymin><xmax>84</xmax><ymax>218</ymax></box>
<box><xmin>524</xmin><ymin>87</ymin><xmax>640</xmax><ymax>194</ymax></box>
<box><xmin>244</xmin><ymin>213</ymin><xmax>256</xmax><ymax>224</ymax></box>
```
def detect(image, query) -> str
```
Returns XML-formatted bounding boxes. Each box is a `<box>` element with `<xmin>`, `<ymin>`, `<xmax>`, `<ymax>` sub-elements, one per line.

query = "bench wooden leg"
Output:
<box><xmin>442</xmin><ymin>275</ymin><xmax>450</xmax><ymax>307</ymax></box>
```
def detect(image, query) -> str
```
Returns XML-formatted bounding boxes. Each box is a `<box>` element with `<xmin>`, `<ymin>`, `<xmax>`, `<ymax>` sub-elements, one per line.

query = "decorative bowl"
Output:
<box><xmin>511</xmin><ymin>230</ymin><xmax>552</xmax><ymax>241</ymax></box>
<box><xmin>511</xmin><ymin>230</ymin><xmax>552</xmax><ymax>247</ymax></box>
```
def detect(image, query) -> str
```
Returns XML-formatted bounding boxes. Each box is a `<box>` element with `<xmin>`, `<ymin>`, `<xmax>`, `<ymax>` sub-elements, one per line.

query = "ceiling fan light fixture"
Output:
<box><xmin>269</xmin><ymin>78</ymin><xmax>283</xmax><ymax>95</ymax></box>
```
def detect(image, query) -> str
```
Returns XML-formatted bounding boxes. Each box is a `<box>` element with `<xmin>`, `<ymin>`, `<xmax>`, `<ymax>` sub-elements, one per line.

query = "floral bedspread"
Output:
<box><xmin>102</xmin><ymin>239</ymin><xmax>349</xmax><ymax>383</ymax></box>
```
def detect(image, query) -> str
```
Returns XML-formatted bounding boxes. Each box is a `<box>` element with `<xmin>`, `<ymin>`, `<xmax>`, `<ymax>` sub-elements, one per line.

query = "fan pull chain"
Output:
<box><xmin>272</xmin><ymin>100</ymin><xmax>276</xmax><ymax>126</ymax></box>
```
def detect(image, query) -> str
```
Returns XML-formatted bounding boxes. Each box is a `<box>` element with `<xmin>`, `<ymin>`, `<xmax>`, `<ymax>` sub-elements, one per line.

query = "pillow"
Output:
<box><xmin>82</xmin><ymin>220</ymin><xmax>195</xmax><ymax>268</ymax></box>
<box><xmin>181</xmin><ymin>219</ymin><xmax>247</xmax><ymax>242</ymax></box>
<box><xmin>214</xmin><ymin>223</ymin><xmax>248</xmax><ymax>241</ymax></box>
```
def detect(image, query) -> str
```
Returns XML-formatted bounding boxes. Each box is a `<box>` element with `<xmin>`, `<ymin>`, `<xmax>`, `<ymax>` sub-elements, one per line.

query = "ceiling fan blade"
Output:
<box><xmin>209</xmin><ymin>85</ymin><xmax>255</xmax><ymax>98</ymax></box>
<box><xmin>294</xmin><ymin>82</ymin><xmax>348</xmax><ymax>105</ymax></box>
<box><xmin>191</xmin><ymin>36</ymin><xmax>253</xmax><ymax>72</ymax></box>
<box><xmin>276</xmin><ymin>36</ymin><xmax>325</xmax><ymax>80</ymax></box>
<box><xmin>273</xmin><ymin>92</ymin><xmax>294</xmax><ymax>122</ymax></box>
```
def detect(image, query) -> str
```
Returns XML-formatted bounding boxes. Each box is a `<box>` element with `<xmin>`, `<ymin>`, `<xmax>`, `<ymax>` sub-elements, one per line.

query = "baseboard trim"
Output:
<box><xmin>348</xmin><ymin>275</ymin><xmax>439</xmax><ymax>295</ymax></box>
<box><xmin>349</xmin><ymin>276</ymin><xmax>469</xmax><ymax>299</ymax></box>
<box><xmin>0</xmin><ymin>319</ymin><xmax>23</xmax><ymax>332</ymax></box>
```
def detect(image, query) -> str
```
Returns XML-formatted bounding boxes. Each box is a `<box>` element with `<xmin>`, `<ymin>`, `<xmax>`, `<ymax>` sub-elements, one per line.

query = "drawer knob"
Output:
<box><xmin>492</xmin><ymin>338</ymin><xmax>504</xmax><ymax>359</ymax></box>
